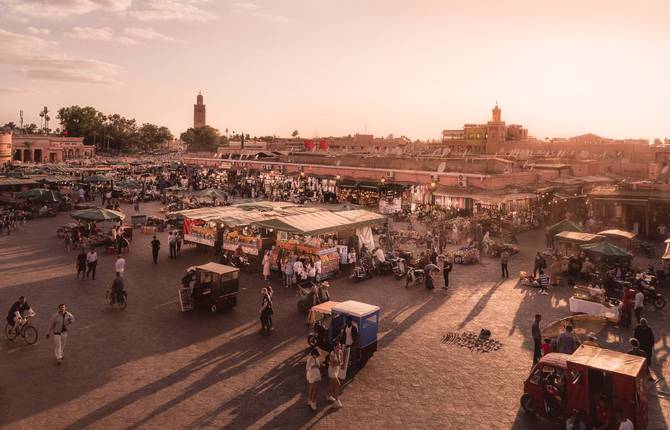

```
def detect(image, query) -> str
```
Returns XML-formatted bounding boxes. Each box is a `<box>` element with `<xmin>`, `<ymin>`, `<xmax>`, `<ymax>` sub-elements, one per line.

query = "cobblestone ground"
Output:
<box><xmin>0</xmin><ymin>203</ymin><xmax>668</xmax><ymax>430</ymax></box>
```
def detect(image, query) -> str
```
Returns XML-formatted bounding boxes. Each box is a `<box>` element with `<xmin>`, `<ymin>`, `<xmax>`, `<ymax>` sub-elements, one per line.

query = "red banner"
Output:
<box><xmin>319</xmin><ymin>139</ymin><xmax>329</xmax><ymax>150</ymax></box>
<box><xmin>304</xmin><ymin>140</ymin><xmax>315</xmax><ymax>151</ymax></box>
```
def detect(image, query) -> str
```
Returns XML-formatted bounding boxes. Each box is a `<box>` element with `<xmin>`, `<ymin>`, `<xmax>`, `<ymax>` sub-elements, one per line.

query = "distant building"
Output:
<box><xmin>440</xmin><ymin>103</ymin><xmax>528</xmax><ymax>154</ymax></box>
<box><xmin>0</xmin><ymin>131</ymin><xmax>11</xmax><ymax>164</ymax></box>
<box><xmin>10</xmin><ymin>134</ymin><xmax>94</xmax><ymax>163</ymax></box>
<box><xmin>194</xmin><ymin>92</ymin><xmax>206</xmax><ymax>128</ymax></box>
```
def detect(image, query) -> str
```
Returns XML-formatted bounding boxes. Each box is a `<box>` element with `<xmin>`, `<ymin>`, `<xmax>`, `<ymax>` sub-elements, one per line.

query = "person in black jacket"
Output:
<box><xmin>76</xmin><ymin>249</ymin><xmax>87</xmax><ymax>280</ymax></box>
<box><xmin>150</xmin><ymin>236</ymin><xmax>160</xmax><ymax>264</ymax></box>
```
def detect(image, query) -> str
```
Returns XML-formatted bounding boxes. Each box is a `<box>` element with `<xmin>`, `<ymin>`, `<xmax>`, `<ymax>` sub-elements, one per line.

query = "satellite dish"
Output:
<box><xmin>437</xmin><ymin>162</ymin><xmax>446</xmax><ymax>173</ymax></box>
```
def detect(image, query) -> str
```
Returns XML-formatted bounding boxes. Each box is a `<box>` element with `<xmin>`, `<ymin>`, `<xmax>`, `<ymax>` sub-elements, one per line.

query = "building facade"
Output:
<box><xmin>10</xmin><ymin>134</ymin><xmax>94</xmax><ymax>163</ymax></box>
<box><xmin>0</xmin><ymin>131</ymin><xmax>11</xmax><ymax>164</ymax></box>
<box><xmin>194</xmin><ymin>92</ymin><xmax>206</xmax><ymax>128</ymax></box>
<box><xmin>440</xmin><ymin>103</ymin><xmax>528</xmax><ymax>154</ymax></box>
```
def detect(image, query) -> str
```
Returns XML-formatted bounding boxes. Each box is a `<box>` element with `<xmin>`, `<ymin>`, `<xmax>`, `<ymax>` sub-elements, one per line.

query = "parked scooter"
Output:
<box><xmin>634</xmin><ymin>273</ymin><xmax>666</xmax><ymax>309</ymax></box>
<box><xmin>351</xmin><ymin>260</ymin><xmax>374</xmax><ymax>282</ymax></box>
<box><xmin>391</xmin><ymin>257</ymin><xmax>407</xmax><ymax>280</ymax></box>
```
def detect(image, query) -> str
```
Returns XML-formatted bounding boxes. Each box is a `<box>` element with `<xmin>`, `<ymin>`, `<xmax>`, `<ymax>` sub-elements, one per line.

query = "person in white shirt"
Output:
<box><xmin>46</xmin><ymin>304</ymin><xmax>75</xmax><ymax>364</ymax></box>
<box><xmin>78</xmin><ymin>188</ymin><xmax>85</xmax><ymax>203</ymax></box>
<box><xmin>86</xmin><ymin>249</ymin><xmax>98</xmax><ymax>280</ymax></box>
<box><xmin>314</xmin><ymin>257</ymin><xmax>322</xmax><ymax>281</ymax></box>
<box><xmin>305</xmin><ymin>349</ymin><xmax>321</xmax><ymax>411</ymax></box>
<box><xmin>326</xmin><ymin>342</ymin><xmax>344</xmax><ymax>408</ymax></box>
<box><xmin>634</xmin><ymin>288</ymin><xmax>645</xmax><ymax>323</ymax></box>
<box><xmin>615</xmin><ymin>408</ymin><xmax>634</xmax><ymax>430</ymax></box>
<box><xmin>306</xmin><ymin>260</ymin><xmax>316</xmax><ymax>282</ymax></box>
<box><xmin>115</xmin><ymin>255</ymin><xmax>126</xmax><ymax>277</ymax></box>
<box><xmin>293</xmin><ymin>259</ymin><xmax>305</xmax><ymax>282</ymax></box>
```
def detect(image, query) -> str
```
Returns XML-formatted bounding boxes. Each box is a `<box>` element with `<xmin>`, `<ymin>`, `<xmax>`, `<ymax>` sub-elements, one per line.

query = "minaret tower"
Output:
<box><xmin>194</xmin><ymin>92</ymin><xmax>206</xmax><ymax>128</ymax></box>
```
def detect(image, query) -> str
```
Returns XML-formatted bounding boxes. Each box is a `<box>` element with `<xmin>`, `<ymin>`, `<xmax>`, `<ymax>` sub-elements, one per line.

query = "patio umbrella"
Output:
<box><xmin>71</xmin><ymin>208</ymin><xmax>125</xmax><ymax>221</ymax></box>
<box><xmin>580</xmin><ymin>242</ymin><xmax>632</xmax><ymax>258</ymax></box>
<box><xmin>16</xmin><ymin>188</ymin><xmax>62</xmax><ymax>203</ymax></box>
<box><xmin>196</xmin><ymin>188</ymin><xmax>227</xmax><ymax>200</ymax></box>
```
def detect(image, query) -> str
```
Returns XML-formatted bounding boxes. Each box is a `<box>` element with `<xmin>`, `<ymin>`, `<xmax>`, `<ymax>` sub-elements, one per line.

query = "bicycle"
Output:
<box><xmin>106</xmin><ymin>289</ymin><xmax>128</xmax><ymax>310</ymax></box>
<box><xmin>4</xmin><ymin>311</ymin><xmax>38</xmax><ymax>345</ymax></box>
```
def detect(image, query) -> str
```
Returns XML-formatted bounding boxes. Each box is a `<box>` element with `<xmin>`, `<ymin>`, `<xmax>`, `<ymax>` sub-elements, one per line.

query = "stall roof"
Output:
<box><xmin>547</xmin><ymin>219</ymin><xmax>584</xmax><ymax>236</ymax></box>
<box><xmin>597</xmin><ymin>229</ymin><xmax>636</xmax><ymax>240</ymax></box>
<box><xmin>232</xmin><ymin>201</ymin><xmax>301</xmax><ymax>211</ymax></box>
<box><xmin>0</xmin><ymin>178</ymin><xmax>39</xmax><ymax>187</ymax></box>
<box><xmin>580</xmin><ymin>242</ymin><xmax>632</xmax><ymax>258</ymax></box>
<box><xmin>191</xmin><ymin>263</ymin><xmax>239</xmax><ymax>275</ymax></box>
<box><xmin>554</xmin><ymin>231</ymin><xmax>604</xmax><ymax>244</ymax></box>
<box><xmin>253</xmin><ymin>210</ymin><xmax>386</xmax><ymax>235</ymax></box>
<box><xmin>568</xmin><ymin>345</ymin><xmax>645</xmax><ymax>377</ymax></box>
<box><xmin>332</xmin><ymin>300</ymin><xmax>380</xmax><ymax>318</ymax></box>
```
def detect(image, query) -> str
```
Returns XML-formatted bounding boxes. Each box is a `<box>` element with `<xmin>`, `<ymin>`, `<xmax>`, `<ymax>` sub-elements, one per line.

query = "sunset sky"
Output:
<box><xmin>1</xmin><ymin>0</ymin><xmax>669</xmax><ymax>140</ymax></box>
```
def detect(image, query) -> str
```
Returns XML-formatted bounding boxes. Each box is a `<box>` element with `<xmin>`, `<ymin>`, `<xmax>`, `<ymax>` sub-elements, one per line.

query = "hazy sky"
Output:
<box><xmin>1</xmin><ymin>0</ymin><xmax>669</xmax><ymax>140</ymax></box>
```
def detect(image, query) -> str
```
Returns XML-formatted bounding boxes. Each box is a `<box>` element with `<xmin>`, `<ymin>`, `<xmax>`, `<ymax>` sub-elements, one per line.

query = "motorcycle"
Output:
<box><xmin>351</xmin><ymin>260</ymin><xmax>374</xmax><ymax>283</ymax></box>
<box><xmin>297</xmin><ymin>281</ymin><xmax>331</xmax><ymax>313</ymax></box>
<box><xmin>634</xmin><ymin>274</ymin><xmax>666</xmax><ymax>309</ymax></box>
<box><xmin>405</xmin><ymin>266</ymin><xmax>425</xmax><ymax>288</ymax></box>
<box><xmin>106</xmin><ymin>289</ymin><xmax>128</xmax><ymax>310</ymax></box>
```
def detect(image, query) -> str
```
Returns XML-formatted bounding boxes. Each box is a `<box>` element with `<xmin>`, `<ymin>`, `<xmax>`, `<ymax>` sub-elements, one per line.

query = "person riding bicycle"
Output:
<box><xmin>110</xmin><ymin>273</ymin><xmax>126</xmax><ymax>304</ymax></box>
<box><xmin>6</xmin><ymin>296</ymin><xmax>31</xmax><ymax>333</ymax></box>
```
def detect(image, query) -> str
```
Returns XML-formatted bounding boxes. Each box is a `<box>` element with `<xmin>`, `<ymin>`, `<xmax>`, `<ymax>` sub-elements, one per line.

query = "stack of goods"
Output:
<box><xmin>319</xmin><ymin>251</ymin><xmax>340</xmax><ymax>274</ymax></box>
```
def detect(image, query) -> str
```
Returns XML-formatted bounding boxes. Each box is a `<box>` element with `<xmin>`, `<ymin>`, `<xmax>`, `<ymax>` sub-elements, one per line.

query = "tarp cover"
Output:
<box><xmin>554</xmin><ymin>231</ymin><xmax>604</xmax><ymax>244</ymax></box>
<box><xmin>597</xmin><ymin>229</ymin><xmax>637</xmax><ymax>240</ymax></box>
<box><xmin>568</xmin><ymin>345</ymin><xmax>645</xmax><ymax>378</ymax></box>
<box><xmin>253</xmin><ymin>210</ymin><xmax>386</xmax><ymax>235</ymax></box>
<box><xmin>580</xmin><ymin>241</ymin><xmax>632</xmax><ymax>258</ymax></box>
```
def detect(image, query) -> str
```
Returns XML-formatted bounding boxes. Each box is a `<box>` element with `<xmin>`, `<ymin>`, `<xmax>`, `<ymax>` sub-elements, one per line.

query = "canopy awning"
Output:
<box><xmin>597</xmin><ymin>229</ymin><xmax>637</xmax><ymax>240</ymax></box>
<box><xmin>568</xmin><ymin>345</ymin><xmax>645</xmax><ymax>378</ymax></box>
<box><xmin>554</xmin><ymin>231</ymin><xmax>604</xmax><ymax>244</ymax></box>
<box><xmin>253</xmin><ymin>210</ymin><xmax>386</xmax><ymax>235</ymax></box>
<box><xmin>547</xmin><ymin>219</ymin><xmax>584</xmax><ymax>236</ymax></box>
<box><xmin>580</xmin><ymin>241</ymin><xmax>632</xmax><ymax>258</ymax></box>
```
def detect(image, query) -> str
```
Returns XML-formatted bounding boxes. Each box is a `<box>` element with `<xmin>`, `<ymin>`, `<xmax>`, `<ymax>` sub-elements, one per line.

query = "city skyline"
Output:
<box><xmin>1</xmin><ymin>0</ymin><xmax>670</xmax><ymax>140</ymax></box>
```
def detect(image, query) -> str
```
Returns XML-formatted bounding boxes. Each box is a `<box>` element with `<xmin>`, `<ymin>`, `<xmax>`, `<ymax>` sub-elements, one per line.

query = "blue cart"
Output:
<box><xmin>308</xmin><ymin>300</ymin><xmax>380</xmax><ymax>378</ymax></box>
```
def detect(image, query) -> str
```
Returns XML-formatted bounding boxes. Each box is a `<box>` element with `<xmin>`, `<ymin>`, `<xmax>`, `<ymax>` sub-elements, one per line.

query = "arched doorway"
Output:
<box><xmin>68</xmin><ymin>149</ymin><xmax>74</xmax><ymax>158</ymax></box>
<box><xmin>49</xmin><ymin>152</ymin><xmax>56</xmax><ymax>162</ymax></box>
<box><xmin>23</xmin><ymin>149</ymin><xmax>32</xmax><ymax>162</ymax></box>
<box><xmin>34</xmin><ymin>149</ymin><xmax>42</xmax><ymax>163</ymax></box>
<box><xmin>13</xmin><ymin>149</ymin><xmax>22</xmax><ymax>161</ymax></box>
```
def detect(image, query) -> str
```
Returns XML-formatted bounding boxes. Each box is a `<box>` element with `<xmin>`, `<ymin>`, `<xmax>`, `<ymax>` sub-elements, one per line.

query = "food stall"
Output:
<box><xmin>253</xmin><ymin>210</ymin><xmax>387</xmax><ymax>279</ymax></box>
<box><xmin>568</xmin><ymin>285</ymin><xmax>620</xmax><ymax>322</ymax></box>
<box><xmin>553</xmin><ymin>231</ymin><xmax>604</xmax><ymax>254</ymax></box>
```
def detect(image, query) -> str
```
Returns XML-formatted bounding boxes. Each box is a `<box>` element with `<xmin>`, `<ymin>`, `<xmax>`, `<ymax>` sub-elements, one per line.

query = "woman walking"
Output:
<box><xmin>306</xmin><ymin>349</ymin><xmax>322</xmax><ymax>411</ymax></box>
<box><xmin>258</xmin><ymin>287</ymin><xmax>273</xmax><ymax>335</ymax></box>
<box><xmin>262</xmin><ymin>250</ymin><xmax>271</xmax><ymax>282</ymax></box>
<box><xmin>327</xmin><ymin>342</ymin><xmax>344</xmax><ymax>407</ymax></box>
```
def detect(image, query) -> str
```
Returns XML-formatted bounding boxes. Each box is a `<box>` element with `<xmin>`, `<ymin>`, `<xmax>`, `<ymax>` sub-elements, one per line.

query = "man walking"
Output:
<box><xmin>634</xmin><ymin>287</ymin><xmax>644</xmax><ymax>323</ymax></box>
<box><xmin>115</xmin><ymin>255</ymin><xmax>126</xmax><ymax>277</ymax></box>
<box><xmin>532</xmin><ymin>314</ymin><xmax>542</xmax><ymax>365</ymax></box>
<box><xmin>634</xmin><ymin>318</ymin><xmax>655</xmax><ymax>377</ymax></box>
<box><xmin>168</xmin><ymin>231</ymin><xmax>177</xmax><ymax>259</ymax></box>
<box><xmin>533</xmin><ymin>252</ymin><xmax>546</xmax><ymax>278</ymax></box>
<box><xmin>442</xmin><ymin>256</ymin><xmax>453</xmax><ymax>290</ymax></box>
<box><xmin>151</xmin><ymin>235</ymin><xmax>161</xmax><ymax>264</ymax></box>
<box><xmin>500</xmin><ymin>250</ymin><xmax>510</xmax><ymax>278</ymax></box>
<box><xmin>76</xmin><ymin>249</ymin><xmax>87</xmax><ymax>280</ymax></box>
<box><xmin>86</xmin><ymin>248</ymin><xmax>98</xmax><ymax>280</ymax></box>
<box><xmin>46</xmin><ymin>304</ymin><xmax>75</xmax><ymax>364</ymax></box>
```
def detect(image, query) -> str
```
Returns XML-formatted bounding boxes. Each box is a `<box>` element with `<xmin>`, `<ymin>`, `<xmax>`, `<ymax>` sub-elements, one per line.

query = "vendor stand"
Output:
<box><xmin>568</xmin><ymin>285</ymin><xmax>620</xmax><ymax>322</ymax></box>
<box><xmin>580</xmin><ymin>241</ymin><xmax>632</xmax><ymax>268</ymax></box>
<box><xmin>253</xmin><ymin>210</ymin><xmax>387</xmax><ymax>279</ymax></box>
<box><xmin>553</xmin><ymin>231</ymin><xmax>604</xmax><ymax>255</ymax></box>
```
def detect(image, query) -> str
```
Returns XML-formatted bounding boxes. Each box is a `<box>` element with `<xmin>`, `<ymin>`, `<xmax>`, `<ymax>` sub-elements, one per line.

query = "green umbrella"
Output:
<box><xmin>71</xmin><ymin>208</ymin><xmax>126</xmax><ymax>221</ymax></box>
<box><xmin>16</xmin><ymin>188</ymin><xmax>62</xmax><ymax>203</ymax></box>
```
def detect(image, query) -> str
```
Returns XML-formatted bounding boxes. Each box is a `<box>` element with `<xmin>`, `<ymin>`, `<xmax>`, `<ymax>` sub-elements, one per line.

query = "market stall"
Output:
<box><xmin>580</xmin><ymin>241</ymin><xmax>632</xmax><ymax>266</ymax></box>
<box><xmin>569</xmin><ymin>285</ymin><xmax>620</xmax><ymax>322</ymax></box>
<box><xmin>253</xmin><ymin>210</ymin><xmax>387</xmax><ymax>279</ymax></box>
<box><xmin>553</xmin><ymin>231</ymin><xmax>604</xmax><ymax>254</ymax></box>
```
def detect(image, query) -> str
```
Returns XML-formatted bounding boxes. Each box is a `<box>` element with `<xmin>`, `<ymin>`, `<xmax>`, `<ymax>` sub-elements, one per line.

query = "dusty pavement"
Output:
<box><xmin>0</xmin><ymin>203</ymin><xmax>668</xmax><ymax>430</ymax></box>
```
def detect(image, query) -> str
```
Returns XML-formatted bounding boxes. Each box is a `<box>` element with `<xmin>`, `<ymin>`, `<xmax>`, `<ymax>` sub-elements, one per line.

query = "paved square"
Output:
<box><xmin>1</xmin><ymin>203</ymin><xmax>668</xmax><ymax>429</ymax></box>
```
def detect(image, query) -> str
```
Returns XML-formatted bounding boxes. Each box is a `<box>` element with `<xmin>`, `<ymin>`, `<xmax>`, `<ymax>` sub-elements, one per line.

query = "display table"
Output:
<box><xmin>569</xmin><ymin>297</ymin><xmax>619</xmax><ymax>322</ymax></box>
<box><xmin>223</xmin><ymin>240</ymin><xmax>260</xmax><ymax>256</ymax></box>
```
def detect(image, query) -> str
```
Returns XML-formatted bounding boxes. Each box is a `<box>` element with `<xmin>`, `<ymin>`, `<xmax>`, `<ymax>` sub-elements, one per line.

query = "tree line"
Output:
<box><xmin>4</xmin><ymin>105</ymin><xmax>174</xmax><ymax>153</ymax></box>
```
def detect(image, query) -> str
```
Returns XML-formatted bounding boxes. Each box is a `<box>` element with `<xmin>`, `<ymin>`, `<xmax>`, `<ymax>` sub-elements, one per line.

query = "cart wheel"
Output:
<box><xmin>307</xmin><ymin>334</ymin><xmax>318</xmax><ymax>348</ymax></box>
<box><xmin>5</xmin><ymin>323</ymin><xmax>17</xmax><ymax>341</ymax></box>
<box><xmin>22</xmin><ymin>326</ymin><xmax>38</xmax><ymax>345</ymax></box>
<box><xmin>210</xmin><ymin>304</ymin><xmax>218</xmax><ymax>313</ymax></box>
<box><xmin>520</xmin><ymin>393</ymin><xmax>536</xmax><ymax>415</ymax></box>
<box><xmin>120</xmin><ymin>294</ymin><xmax>128</xmax><ymax>310</ymax></box>
<box><xmin>653</xmin><ymin>296</ymin><xmax>666</xmax><ymax>310</ymax></box>
<box><xmin>454</xmin><ymin>256</ymin><xmax>463</xmax><ymax>264</ymax></box>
